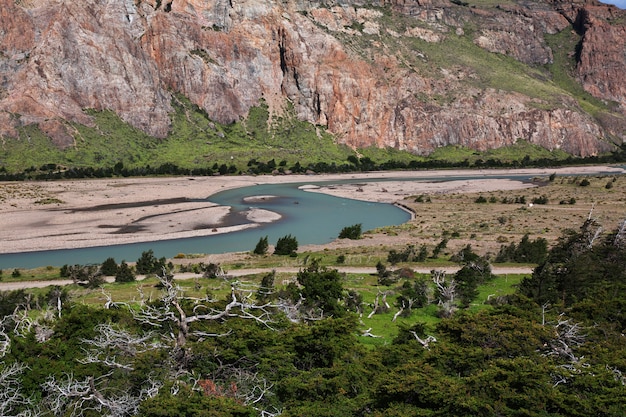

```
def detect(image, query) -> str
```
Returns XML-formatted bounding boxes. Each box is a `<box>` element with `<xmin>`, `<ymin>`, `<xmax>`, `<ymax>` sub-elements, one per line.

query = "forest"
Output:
<box><xmin>1</xmin><ymin>217</ymin><xmax>626</xmax><ymax>416</ymax></box>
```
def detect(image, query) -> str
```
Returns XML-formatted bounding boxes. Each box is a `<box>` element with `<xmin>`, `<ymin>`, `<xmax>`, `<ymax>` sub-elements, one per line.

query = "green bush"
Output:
<box><xmin>115</xmin><ymin>261</ymin><xmax>136</xmax><ymax>283</ymax></box>
<box><xmin>274</xmin><ymin>234</ymin><xmax>298</xmax><ymax>256</ymax></box>
<box><xmin>100</xmin><ymin>257</ymin><xmax>119</xmax><ymax>276</ymax></box>
<box><xmin>338</xmin><ymin>223</ymin><xmax>362</xmax><ymax>240</ymax></box>
<box><xmin>253</xmin><ymin>236</ymin><xmax>269</xmax><ymax>255</ymax></box>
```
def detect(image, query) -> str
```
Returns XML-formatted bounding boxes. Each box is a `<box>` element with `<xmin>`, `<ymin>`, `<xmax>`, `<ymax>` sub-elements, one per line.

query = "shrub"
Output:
<box><xmin>579</xmin><ymin>178</ymin><xmax>591</xmax><ymax>186</ymax></box>
<box><xmin>100</xmin><ymin>257</ymin><xmax>119</xmax><ymax>276</ymax></box>
<box><xmin>474</xmin><ymin>195</ymin><xmax>488</xmax><ymax>203</ymax></box>
<box><xmin>136</xmin><ymin>250</ymin><xmax>166</xmax><ymax>275</ymax></box>
<box><xmin>115</xmin><ymin>261</ymin><xmax>136</xmax><ymax>283</ymax></box>
<box><xmin>338</xmin><ymin>223</ymin><xmax>362</xmax><ymax>240</ymax></box>
<box><xmin>253</xmin><ymin>236</ymin><xmax>269</xmax><ymax>255</ymax></box>
<box><xmin>274</xmin><ymin>234</ymin><xmax>298</xmax><ymax>256</ymax></box>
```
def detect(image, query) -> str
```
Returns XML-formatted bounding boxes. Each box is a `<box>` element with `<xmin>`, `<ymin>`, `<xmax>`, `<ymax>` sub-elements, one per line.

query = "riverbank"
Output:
<box><xmin>1</xmin><ymin>166</ymin><xmax>623</xmax><ymax>254</ymax></box>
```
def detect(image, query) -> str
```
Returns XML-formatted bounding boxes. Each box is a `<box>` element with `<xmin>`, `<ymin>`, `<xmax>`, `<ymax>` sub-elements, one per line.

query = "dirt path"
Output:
<box><xmin>0</xmin><ymin>265</ymin><xmax>533</xmax><ymax>291</ymax></box>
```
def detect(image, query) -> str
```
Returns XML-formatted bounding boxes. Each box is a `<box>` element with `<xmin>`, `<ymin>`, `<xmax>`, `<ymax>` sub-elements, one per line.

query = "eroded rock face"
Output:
<box><xmin>0</xmin><ymin>0</ymin><xmax>624</xmax><ymax>156</ymax></box>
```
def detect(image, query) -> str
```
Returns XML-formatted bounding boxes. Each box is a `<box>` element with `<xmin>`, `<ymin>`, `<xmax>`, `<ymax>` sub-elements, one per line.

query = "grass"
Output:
<box><xmin>63</xmin><ymin>269</ymin><xmax>525</xmax><ymax>345</ymax></box>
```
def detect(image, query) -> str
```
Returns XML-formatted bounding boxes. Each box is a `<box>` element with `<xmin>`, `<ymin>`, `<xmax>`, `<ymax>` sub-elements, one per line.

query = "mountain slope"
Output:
<box><xmin>0</xmin><ymin>0</ymin><xmax>625</xmax><ymax>164</ymax></box>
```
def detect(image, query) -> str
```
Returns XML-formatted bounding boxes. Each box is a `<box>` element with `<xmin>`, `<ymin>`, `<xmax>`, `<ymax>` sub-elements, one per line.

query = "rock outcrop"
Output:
<box><xmin>0</xmin><ymin>0</ymin><xmax>624</xmax><ymax>156</ymax></box>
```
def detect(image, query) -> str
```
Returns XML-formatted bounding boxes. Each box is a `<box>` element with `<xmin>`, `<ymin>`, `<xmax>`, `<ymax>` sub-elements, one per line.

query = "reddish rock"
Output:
<box><xmin>0</xmin><ymin>0</ymin><xmax>623</xmax><ymax>158</ymax></box>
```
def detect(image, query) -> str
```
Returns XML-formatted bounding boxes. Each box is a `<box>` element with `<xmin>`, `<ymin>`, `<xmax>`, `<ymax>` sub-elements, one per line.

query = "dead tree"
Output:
<box><xmin>368</xmin><ymin>290</ymin><xmax>391</xmax><ymax>318</ymax></box>
<box><xmin>78</xmin><ymin>323</ymin><xmax>163</xmax><ymax>371</ymax></box>
<box><xmin>432</xmin><ymin>270</ymin><xmax>457</xmax><ymax>318</ymax></box>
<box><xmin>409</xmin><ymin>331</ymin><xmax>437</xmax><ymax>350</ymax></box>
<box><xmin>543</xmin><ymin>313</ymin><xmax>589</xmax><ymax>386</ymax></box>
<box><xmin>0</xmin><ymin>361</ymin><xmax>34</xmax><ymax>417</ymax></box>
<box><xmin>392</xmin><ymin>298</ymin><xmax>415</xmax><ymax>322</ymax></box>
<box><xmin>613</xmin><ymin>219</ymin><xmax>626</xmax><ymax>248</ymax></box>
<box><xmin>40</xmin><ymin>373</ymin><xmax>160</xmax><ymax>417</ymax></box>
<box><xmin>131</xmin><ymin>271</ymin><xmax>275</xmax><ymax>350</ymax></box>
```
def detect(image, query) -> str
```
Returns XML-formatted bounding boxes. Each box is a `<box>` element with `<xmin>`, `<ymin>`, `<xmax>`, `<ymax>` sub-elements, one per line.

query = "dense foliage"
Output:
<box><xmin>274</xmin><ymin>235</ymin><xmax>298</xmax><ymax>256</ymax></box>
<box><xmin>1</xmin><ymin>219</ymin><xmax>625</xmax><ymax>416</ymax></box>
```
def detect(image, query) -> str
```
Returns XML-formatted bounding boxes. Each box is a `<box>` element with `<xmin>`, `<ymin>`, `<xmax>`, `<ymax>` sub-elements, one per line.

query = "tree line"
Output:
<box><xmin>3</xmin><ymin>143</ymin><xmax>626</xmax><ymax>181</ymax></box>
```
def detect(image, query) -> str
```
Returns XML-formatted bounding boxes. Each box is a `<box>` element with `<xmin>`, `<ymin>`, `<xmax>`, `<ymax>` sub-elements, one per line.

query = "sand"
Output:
<box><xmin>1</xmin><ymin>166</ymin><xmax>623</xmax><ymax>254</ymax></box>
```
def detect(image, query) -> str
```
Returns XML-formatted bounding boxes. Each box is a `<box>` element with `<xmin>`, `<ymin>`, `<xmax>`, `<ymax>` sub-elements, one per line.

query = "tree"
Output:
<box><xmin>256</xmin><ymin>270</ymin><xmax>276</xmax><ymax>302</ymax></box>
<box><xmin>432</xmin><ymin>238</ymin><xmax>448</xmax><ymax>258</ymax></box>
<box><xmin>253</xmin><ymin>236</ymin><xmax>269</xmax><ymax>255</ymax></box>
<box><xmin>68</xmin><ymin>264</ymin><xmax>105</xmax><ymax>288</ymax></box>
<box><xmin>338</xmin><ymin>223</ymin><xmax>362</xmax><ymax>240</ymax></box>
<box><xmin>115</xmin><ymin>261</ymin><xmax>136</xmax><ymax>283</ymax></box>
<box><xmin>274</xmin><ymin>234</ymin><xmax>298</xmax><ymax>256</ymax></box>
<box><xmin>376</xmin><ymin>261</ymin><xmax>395</xmax><ymax>285</ymax></box>
<box><xmin>101</xmin><ymin>257</ymin><xmax>119</xmax><ymax>276</ymax></box>
<box><xmin>296</xmin><ymin>261</ymin><xmax>345</xmax><ymax>317</ymax></box>
<box><xmin>136</xmin><ymin>250</ymin><xmax>166</xmax><ymax>275</ymax></box>
<box><xmin>393</xmin><ymin>277</ymin><xmax>429</xmax><ymax>320</ymax></box>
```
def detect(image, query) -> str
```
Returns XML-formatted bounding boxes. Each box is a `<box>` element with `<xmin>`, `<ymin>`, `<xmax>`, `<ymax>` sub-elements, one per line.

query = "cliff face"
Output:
<box><xmin>0</xmin><ymin>0</ymin><xmax>624</xmax><ymax>156</ymax></box>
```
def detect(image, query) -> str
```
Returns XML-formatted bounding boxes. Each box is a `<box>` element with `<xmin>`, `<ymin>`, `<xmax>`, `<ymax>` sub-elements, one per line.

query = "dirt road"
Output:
<box><xmin>0</xmin><ymin>266</ymin><xmax>533</xmax><ymax>291</ymax></box>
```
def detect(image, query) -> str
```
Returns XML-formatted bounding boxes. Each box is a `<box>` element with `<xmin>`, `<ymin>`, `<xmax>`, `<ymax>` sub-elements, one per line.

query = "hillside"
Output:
<box><xmin>1</xmin><ymin>0</ymin><xmax>626</xmax><ymax>171</ymax></box>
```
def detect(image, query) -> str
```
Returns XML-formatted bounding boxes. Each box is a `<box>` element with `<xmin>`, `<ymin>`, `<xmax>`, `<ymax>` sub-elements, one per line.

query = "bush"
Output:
<box><xmin>474</xmin><ymin>195</ymin><xmax>488</xmax><ymax>203</ymax></box>
<box><xmin>100</xmin><ymin>257</ymin><xmax>119</xmax><ymax>276</ymax></box>
<box><xmin>338</xmin><ymin>223</ymin><xmax>362</xmax><ymax>240</ymax></box>
<box><xmin>115</xmin><ymin>261</ymin><xmax>136</xmax><ymax>283</ymax></box>
<box><xmin>579</xmin><ymin>178</ymin><xmax>591</xmax><ymax>186</ymax></box>
<box><xmin>68</xmin><ymin>264</ymin><xmax>105</xmax><ymax>288</ymax></box>
<box><xmin>432</xmin><ymin>238</ymin><xmax>448</xmax><ymax>258</ymax></box>
<box><xmin>253</xmin><ymin>236</ymin><xmax>269</xmax><ymax>255</ymax></box>
<box><xmin>136</xmin><ymin>250</ymin><xmax>166</xmax><ymax>275</ymax></box>
<box><xmin>274</xmin><ymin>234</ymin><xmax>298</xmax><ymax>256</ymax></box>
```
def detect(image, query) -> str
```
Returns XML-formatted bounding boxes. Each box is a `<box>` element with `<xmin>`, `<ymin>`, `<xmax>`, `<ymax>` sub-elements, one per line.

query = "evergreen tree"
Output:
<box><xmin>338</xmin><ymin>223</ymin><xmax>362</xmax><ymax>239</ymax></box>
<box><xmin>274</xmin><ymin>234</ymin><xmax>298</xmax><ymax>256</ymax></box>
<box><xmin>115</xmin><ymin>261</ymin><xmax>136</xmax><ymax>283</ymax></box>
<box><xmin>253</xmin><ymin>235</ymin><xmax>269</xmax><ymax>255</ymax></box>
<box><xmin>100</xmin><ymin>257</ymin><xmax>119</xmax><ymax>276</ymax></box>
<box><xmin>135</xmin><ymin>250</ymin><xmax>166</xmax><ymax>275</ymax></box>
<box><xmin>297</xmin><ymin>261</ymin><xmax>345</xmax><ymax>316</ymax></box>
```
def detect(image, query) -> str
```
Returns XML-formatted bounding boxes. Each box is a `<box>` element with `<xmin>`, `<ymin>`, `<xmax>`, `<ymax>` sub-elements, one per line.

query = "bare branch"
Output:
<box><xmin>0</xmin><ymin>361</ymin><xmax>34</xmax><ymax>416</ymax></box>
<box><xmin>543</xmin><ymin>313</ymin><xmax>587</xmax><ymax>364</ymax></box>
<box><xmin>41</xmin><ymin>372</ymin><xmax>160</xmax><ymax>417</ymax></box>
<box><xmin>361</xmin><ymin>328</ymin><xmax>381</xmax><ymax>338</ymax></box>
<box><xmin>409</xmin><ymin>331</ymin><xmax>437</xmax><ymax>350</ymax></box>
<box><xmin>613</xmin><ymin>219</ymin><xmax>626</xmax><ymax>248</ymax></box>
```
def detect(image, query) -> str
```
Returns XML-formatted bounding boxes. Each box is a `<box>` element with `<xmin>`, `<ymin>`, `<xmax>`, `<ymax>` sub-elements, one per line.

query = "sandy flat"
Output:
<box><xmin>1</xmin><ymin>166</ymin><xmax>623</xmax><ymax>254</ymax></box>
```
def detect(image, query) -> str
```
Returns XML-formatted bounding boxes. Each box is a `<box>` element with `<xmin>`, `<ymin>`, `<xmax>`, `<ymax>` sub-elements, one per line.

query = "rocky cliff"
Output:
<box><xmin>0</xmin><ymin>0</ymin><xmax>625</xmax><ymax>157</ymax></box>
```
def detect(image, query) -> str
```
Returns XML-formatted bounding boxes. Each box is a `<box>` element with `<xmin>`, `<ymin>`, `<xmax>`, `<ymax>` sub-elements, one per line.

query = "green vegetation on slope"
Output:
<box><xmin>1</xmin><ymin>218</ymin><xmax>626</xmax><ymax>416</ymax></box>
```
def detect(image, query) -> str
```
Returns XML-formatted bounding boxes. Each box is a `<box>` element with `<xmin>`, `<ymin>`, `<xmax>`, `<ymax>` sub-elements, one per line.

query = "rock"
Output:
<box><xmin>0</xmin><ymin>0</ymin><xmax>623</xmax><ymax>158</ymax></box>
